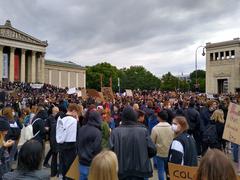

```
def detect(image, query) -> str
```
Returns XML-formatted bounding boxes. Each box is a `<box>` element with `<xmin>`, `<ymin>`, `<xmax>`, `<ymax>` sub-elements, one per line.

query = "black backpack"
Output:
<box><xmin>202</xmin><ymin>122</ymin><xmax>218</xmax><ymax>144</ymax></box>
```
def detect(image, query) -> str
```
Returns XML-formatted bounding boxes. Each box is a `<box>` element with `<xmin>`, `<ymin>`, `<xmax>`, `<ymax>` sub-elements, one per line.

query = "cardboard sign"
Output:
<box><xmin>168</xmin><ymin>163</ymin><xmax>198</xmax><ymax>180</ymax></box>
<box><xmin>101</xmin><ymin>87</ymin><xmax>114</xmax><ymax>101</ymax></box>
<box><xmin>66</xmin><ymin>156</ymin><xmax>80</xmax><ymax>180</ymax></box>
<box><xmin>126</xmin><ymin>89</ymin><xmax>133</xmax><ymax>97</ymax></box>
<box><xmin>81</xmin><ymin>89</ymin><xmax>88</xmax><ymax>99</ymax></box>
<box><xmin>223</xmin><ymin>103</ymin><xmax>240</xmax><ymax>145</ymax></box>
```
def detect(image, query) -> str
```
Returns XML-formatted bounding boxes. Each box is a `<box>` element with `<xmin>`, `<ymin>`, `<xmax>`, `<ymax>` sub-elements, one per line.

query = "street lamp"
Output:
<box><xmin>195</xmin><ymin>45</ymin><xmax>206</xmax><ymax>92</ymax></box>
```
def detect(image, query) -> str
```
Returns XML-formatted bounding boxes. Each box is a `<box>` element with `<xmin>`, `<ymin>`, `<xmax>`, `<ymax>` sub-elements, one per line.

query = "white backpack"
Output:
<box><xmin>18</xmin><ymin>118</ymin><xmax>40</xmax><ymax>146</ymax></box>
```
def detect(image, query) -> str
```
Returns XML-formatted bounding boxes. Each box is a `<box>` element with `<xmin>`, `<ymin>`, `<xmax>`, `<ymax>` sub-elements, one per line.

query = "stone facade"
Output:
<box><xmin>45</xmin><ymin>60</ymin><xmax>86</xmax><ymax>88</ymax></box>
<box><xmin>0</xmin><ymin>20</ymin><xmax>86</xmax><ymax>88</ymax></box>
<box><xmin>206</xmin><ymin>38</ymin><xmax>240</xmax><ymax>94</ymax></box>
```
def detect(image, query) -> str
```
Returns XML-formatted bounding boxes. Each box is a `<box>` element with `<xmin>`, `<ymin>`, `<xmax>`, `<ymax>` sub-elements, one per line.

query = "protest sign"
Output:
<box><xmin>126</xmin><ymin>89</ymin><xmax>133</xmax><ymax>97</ymax></box>
<box><xmin>67</xmin><ymin>87</ymin><xmax>77</xmax><ymax>94</ymax></box>
<box><xmin>81</xmin><ymin>89</ymin><xmax>88</xmax><ymax>99</ymax></box>
<box><xmin>77</xmin><ymin>90</ymin><xmax>82</xmax><ymax>97</ymax></box>
<box><xmin>101</xmin><ymin>87</ymin><xmax>114</xmax><ymax>101</ymax></box>
<box><xmin>223</xmin><ymin>103</ymin><xmax>240</xmax><ymax>145</ymax></box>
<box><xmin>66</xmin><ymin>156</ymin><xmax>80</xmax><ymax>180</ymax></box>
<box><xmin>30</xmin><ymin>83</ymin><xmax>44</xmax><ymax>89</ymax></box>
<box><xmin>168</xmin><ymin>163</ymin><xmax>198</xmax><ymax>180</ymax></box>
<box><xmin>87</xmin><ymin>89</ymin><xmax>101</xmax><ymax>99</ymax></box>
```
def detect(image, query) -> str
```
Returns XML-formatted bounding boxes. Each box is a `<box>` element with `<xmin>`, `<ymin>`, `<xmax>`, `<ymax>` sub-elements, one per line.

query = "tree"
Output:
<box><xmin>160</xmin><ymin>72</ymin><xmax>179</xmax><ymax>91</ymax></box>
<box><xmin>189</xmin><ymin>70</ymin><xmax>206</xmax><ymax>92</ymax></box>
<box><xmin>86</xmin><ymin>62</ymin><xmax>120</xmax><ymax>91</ymax></box>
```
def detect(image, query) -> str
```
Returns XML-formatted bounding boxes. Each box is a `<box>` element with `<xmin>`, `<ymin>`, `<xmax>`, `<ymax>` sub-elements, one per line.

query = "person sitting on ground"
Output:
<box><xmin>195</xmin><ymin>148</ymin><xmax>237</xmax><ymax>180</ymax></box>
<box><xmin>88</xmin><ymin>150</ymin><xmax>118</xmax><ymax>180</ymax></box>
<box><xmin>3</xmin><ymin>140</ymin><xmax>50</xmax><ymax>180</ymax></box>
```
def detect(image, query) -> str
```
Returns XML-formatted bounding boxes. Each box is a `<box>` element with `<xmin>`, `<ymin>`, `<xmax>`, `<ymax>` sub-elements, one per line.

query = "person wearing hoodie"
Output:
<box><xmin>109</xmin><ymin>106</ymin><xmax>156</xmax><ymax>180</ymax></box>
<box><xmin>77</xmin><ymin>110</ymin><xmax>102</xmax><ymax>180</ymax></box>
<box><xmin>56</xmin><ymin>103</ymin><xmax>80</xmax><ymax>180</ymax></box>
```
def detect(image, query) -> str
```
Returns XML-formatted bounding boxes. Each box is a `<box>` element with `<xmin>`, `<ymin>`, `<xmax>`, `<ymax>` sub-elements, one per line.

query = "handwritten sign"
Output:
<box><xmin>30</xmin><ymin>83</ymin><xmax>44</xmax><ymax>89</ymax></box>
<box><xmin>126</xmin><ymin>89</ymin><xmax>133</xmax><ymax>97</ymax></box>
<box><xmin>168</xmin><ymin>163</ymin><xmax>198</xmax><ymax>180</ymax></box>
<box><xmin>223</xmin><ymin>103</ymin><xmax>240</xmax><ymax>145</ymax></box>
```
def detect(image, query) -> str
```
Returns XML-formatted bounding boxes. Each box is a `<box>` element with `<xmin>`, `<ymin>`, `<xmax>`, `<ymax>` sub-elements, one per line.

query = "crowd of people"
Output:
<box><xmin>0</xmin><ymin>81</ymin><xmax>239</xmax><ymax>180</ymax></box>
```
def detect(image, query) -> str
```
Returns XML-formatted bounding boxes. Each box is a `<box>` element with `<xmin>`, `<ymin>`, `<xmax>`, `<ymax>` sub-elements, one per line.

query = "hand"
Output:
<box><xmin>3</xmin><ymin>140</ymin><xmax>15</xmax><ymax>148</ymax></box>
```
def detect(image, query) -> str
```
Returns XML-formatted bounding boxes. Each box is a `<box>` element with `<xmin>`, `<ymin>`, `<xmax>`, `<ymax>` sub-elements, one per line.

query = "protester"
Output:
<box><xmin>88</xmin><ymin>150</ymin><xmax>118</xmax><ymax>180</ymax></box>
<box><xmin>43</xmin><ymin>106</ymin><xmax>60</xmax><ymax>177</ymax></box>
<box><xmin>151</xmin><ymin>110</ymin><xmax>174</xmax><ymax>180</ymax></box>
<box><xmin>77</xmin><ymin>111</ymin><xmax>102</xmax><ymax>180</ymax></box>
<box><xmin>168</xmin><ymin>116</ymin><xmax>197</xmax><ymax>166</ymax></box>
<box><xmin>196</xmin><ymin>149</ymin><xmax>237</xmax><ymax>180</ymax></box>
<box><xmin>110</xmin><ymin>106</ymin><xmax>156</xmax><ymax>180</ymax></box>
<box><xmin>56</xmin><ymin>103</ymin><xmax>79</xmax><ymax>180</ymax></box>
<box><xmin>210</xmin><ymin>109</ymin><xmax>225</xmax><ymax>150</ymax></box>
<box><xmin>184</xmin><ymin>100</ymin><xmax>201</xmax><ymax>155</ymax></box>
<box><xmin>3</xmin><ymin>140</ymin><xmax>50</xmax><ymax>180</ymax></box>
<box><xmin>0</xmin><ymin>118</ymin><xmax>14</xmax><ymax>179</ymax></box>
<box><xmin>200</xmin><ymin>100</ymin><xmax>218</xmax><ymax>154</ymax></box>
<box><xmin>101</xmin><ymin>110</ymin><xmax>111</xmax><ymax>149</ymax></box>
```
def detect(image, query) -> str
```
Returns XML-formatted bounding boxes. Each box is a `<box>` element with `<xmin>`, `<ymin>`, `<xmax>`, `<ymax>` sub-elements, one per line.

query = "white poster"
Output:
<box><xmin>3</xmin><ymin>54</ymin><xmax>8</xmax><ymax>78</ymax></box>
<box><xmin>30</xmin><ymin>83</ymin><xmax>44</xmax><ymax>89</ymax></box>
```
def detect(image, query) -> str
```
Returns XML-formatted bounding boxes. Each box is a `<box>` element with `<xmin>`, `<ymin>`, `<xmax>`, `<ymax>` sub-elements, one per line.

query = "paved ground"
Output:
<box><xmin>16</xmin><ymin>142</ymin><xmax>238</xmax><ymax>180</ymax></box>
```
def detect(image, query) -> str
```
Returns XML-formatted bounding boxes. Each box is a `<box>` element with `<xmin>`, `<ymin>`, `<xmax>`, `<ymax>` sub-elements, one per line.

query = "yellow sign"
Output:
<box><xmin>223</xmin><ymin>103</ymin><xmax>240</xmax><ymax>145</ymax></box>
<box><xmin>168</xmin><ymin>163</ymin><xmax>198</xmax><ymax>180</ymax></box>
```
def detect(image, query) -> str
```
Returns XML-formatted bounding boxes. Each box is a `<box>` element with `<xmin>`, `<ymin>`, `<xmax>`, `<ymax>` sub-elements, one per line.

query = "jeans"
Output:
<box><xmin>156</xmin><ymin>156</ymin><xmax>168</xmax><ymax>180</ymax></box>
<box><xmin>232</xmin><ymin>143</ymin><xmax>238</xmax><ymax>162</ymax></box>
<box><xmin>79</xmin><ymin>164</ymin><xmax>89</xmax><ymax>180</ymax></box>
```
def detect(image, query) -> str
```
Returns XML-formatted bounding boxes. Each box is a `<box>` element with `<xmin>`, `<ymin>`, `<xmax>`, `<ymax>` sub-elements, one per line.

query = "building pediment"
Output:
<box><xmin>0</xmin><ymin>20</ymin><xmax>47</xmax><ymax>47</ymax></box>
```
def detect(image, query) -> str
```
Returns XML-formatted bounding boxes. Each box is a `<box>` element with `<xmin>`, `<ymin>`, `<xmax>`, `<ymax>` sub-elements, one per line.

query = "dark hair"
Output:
<box><xmin>157</xmin><ymin>110</ymin><xmax>168</xmax><ymax>121</ymax></box>
<box><xmin>17</xmin><ymin>140</ymin><xmax>43</xmax><ymax>171</ymax></box>
<box><xmin>137</xmin><ymin>110</ymin><xmax>145</xmax><ymax>118</ymax></box>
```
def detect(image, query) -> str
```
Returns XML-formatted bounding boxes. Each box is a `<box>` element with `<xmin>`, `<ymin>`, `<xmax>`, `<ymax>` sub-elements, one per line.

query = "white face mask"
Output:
<box><xmin>171</xmin><ymin>124</ymin><xmax>178</xmax><ymax>132</ymax></box>
<box><xmin>12</xmin><ymin>112</ymin><xmax>15</xmax><ymax>117</ymax></box>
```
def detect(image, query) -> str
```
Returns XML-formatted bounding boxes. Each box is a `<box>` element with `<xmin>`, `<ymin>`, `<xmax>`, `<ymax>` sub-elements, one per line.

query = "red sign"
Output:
<box><xmin>14</xmin><ymin>55</ymin><xmax>20</xmax><ymax>81</ymax></box>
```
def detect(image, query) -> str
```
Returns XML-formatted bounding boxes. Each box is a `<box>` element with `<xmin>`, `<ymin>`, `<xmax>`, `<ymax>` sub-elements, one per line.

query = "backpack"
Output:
<box><xmin>202</xmin><ymin>123</ymin><xmax>218</xmax><ymax>144</ymax></box>
<box><xmin>18</xmin><ymin>118</ymin><xmax>40</xmax><ymax>146</ymax></box>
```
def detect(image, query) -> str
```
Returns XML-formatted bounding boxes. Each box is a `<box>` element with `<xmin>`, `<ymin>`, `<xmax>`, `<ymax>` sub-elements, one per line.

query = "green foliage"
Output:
<box><xmin>189</xmin><ymin>70</ymin><xmax>206</xmax><ymax>92</ymax></box>
<box><xmin>160</xmin><ymin>72</ymin><xmax>179</xmax><ymax>91</ymax></box>
<box><xmin>86</xmin><ymin>63</ymin><xmax>161</xmax><ymax>91</ymax></box>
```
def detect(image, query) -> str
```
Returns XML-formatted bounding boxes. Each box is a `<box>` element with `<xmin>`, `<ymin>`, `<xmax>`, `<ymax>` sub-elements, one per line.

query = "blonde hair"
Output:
<box><xmin>0</xmin><ymin>132</ymin><xmax>4</xmax><ymax>146</ymax></box>
<box><xmin>211</xmin><ymin>109</ymin><xmax>224</xmax><ymax>123</ymax></box>
<box><xmin>88</xmin><ymin>151</ymin><xmax>118</xmax><ymax>180</ymax></box>
<box><xmin>2</xmin><ymin>107</ymin><xmax>13</xmax><ymax>120</ymax></box>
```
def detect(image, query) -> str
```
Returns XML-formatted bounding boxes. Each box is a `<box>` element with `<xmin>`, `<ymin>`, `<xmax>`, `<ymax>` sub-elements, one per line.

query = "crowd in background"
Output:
<box><xmin>0</xmin><ymin>81</ymin><xmax>239</xmax><ymax>180</ymax></box>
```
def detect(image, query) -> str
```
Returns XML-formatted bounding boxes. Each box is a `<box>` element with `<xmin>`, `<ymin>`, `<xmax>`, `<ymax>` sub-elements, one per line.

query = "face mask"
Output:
<box><xmin>12</xmin><ymin>112</ymin><xmax>15</xmax><ymax>117</ymax></box>
<box><xmin>171</xmin><ymin>124</ymin><xmax>178</xmax><ymax>132</ymax></box>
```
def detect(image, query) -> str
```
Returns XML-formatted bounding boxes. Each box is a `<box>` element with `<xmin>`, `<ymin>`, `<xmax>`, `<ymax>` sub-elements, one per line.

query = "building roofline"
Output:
<box><xmin>206</xmin><ymin>38</ymin><xmax>240</xmax><ymax>48</ymax></box>
<box><xmin>45</xmin><ymin>59</ymin><xmax>86</xmax><ymax>70</ymax></box>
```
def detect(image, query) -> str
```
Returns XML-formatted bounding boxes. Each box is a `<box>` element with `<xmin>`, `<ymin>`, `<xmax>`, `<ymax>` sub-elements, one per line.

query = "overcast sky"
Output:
<box><xmin>0</xmin><ymin>0</ymin><xmax>240</xmax><ymax>76</ymax></box>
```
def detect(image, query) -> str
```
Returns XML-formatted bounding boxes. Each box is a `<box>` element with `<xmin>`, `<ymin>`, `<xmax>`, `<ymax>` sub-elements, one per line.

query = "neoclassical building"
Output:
<box><xmin>206</xmin><ymin>38</ymin><xmax>240</xmax><ymax>94</ymax></box>
<box><xmin>0</xmin><ymin>20</ymin><xmax>86</xmax><ymax>88</ymax></box>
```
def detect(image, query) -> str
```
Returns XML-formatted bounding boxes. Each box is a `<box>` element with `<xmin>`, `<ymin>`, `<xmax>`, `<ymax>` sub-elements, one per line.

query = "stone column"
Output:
<box><xmin>41</xmin><ymin>53</ymin><xmax>45</xmax><ymax>83</ymax></box>
<box><xmin>9</xmin><ymin>47</ymin><xmax>15</xmax><ymax>82</ymax></box>
<box><xmin>20</xmin><ymin>49</ymin><xmax>26</xmax><ymax>82</ymax></box>
<box><xmin>68</xmin><ymin>72</ymin><xmax>70</xmax><ymax>87</ymax></box>
<box><xmin>0</xmin><ymin>46</ymin><xmax>3</xmax><ymax>82</ymax></box>
<box><xmin>31</xmin><ymin>51</ymin><xmax>36</xmax><ymax>82</ymax></box>
<box><xmin>83</xmin><ymin>71</ymin><xmax>86</xmax><ymax>88</ymax></box>
<box><xmin>76</xmin><ymin>73</ymin><xmax>79</xmax><ymax>88</ymax></box>
<box><xmin>58</xmin><ymin>71</ymin><xmax>61</xmax><ymax>87</ymax></box>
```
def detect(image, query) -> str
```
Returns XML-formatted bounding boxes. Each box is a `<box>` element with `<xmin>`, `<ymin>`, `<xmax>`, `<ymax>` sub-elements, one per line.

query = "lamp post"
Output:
<box><xmin>195</xmin><ymin>45</ymin><xmax>206</xmax><ymax>92</ymax></box>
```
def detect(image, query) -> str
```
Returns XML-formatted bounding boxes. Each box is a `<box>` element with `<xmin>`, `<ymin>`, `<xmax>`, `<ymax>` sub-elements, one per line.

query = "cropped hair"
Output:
<box><xmin>88</xmin><ymin>150</ymin><xmax>118</xmax><ymax>180</ymax></box>
<box><xmin>17</xmin><ymin>140</ymin><xmax>43</xmax><ymax>171</ymax></box>
<box><xmin>196</xmin><ymin>149</ymin><xmax>237</xmax><ymax>180</ymax></box>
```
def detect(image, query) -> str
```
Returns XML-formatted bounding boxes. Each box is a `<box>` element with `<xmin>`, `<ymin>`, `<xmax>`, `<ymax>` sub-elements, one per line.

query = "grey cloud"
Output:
<box><xmin>0</xmin><ymin>0</ymin><xmax>240</xmax><ymax>75</ymax></box>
